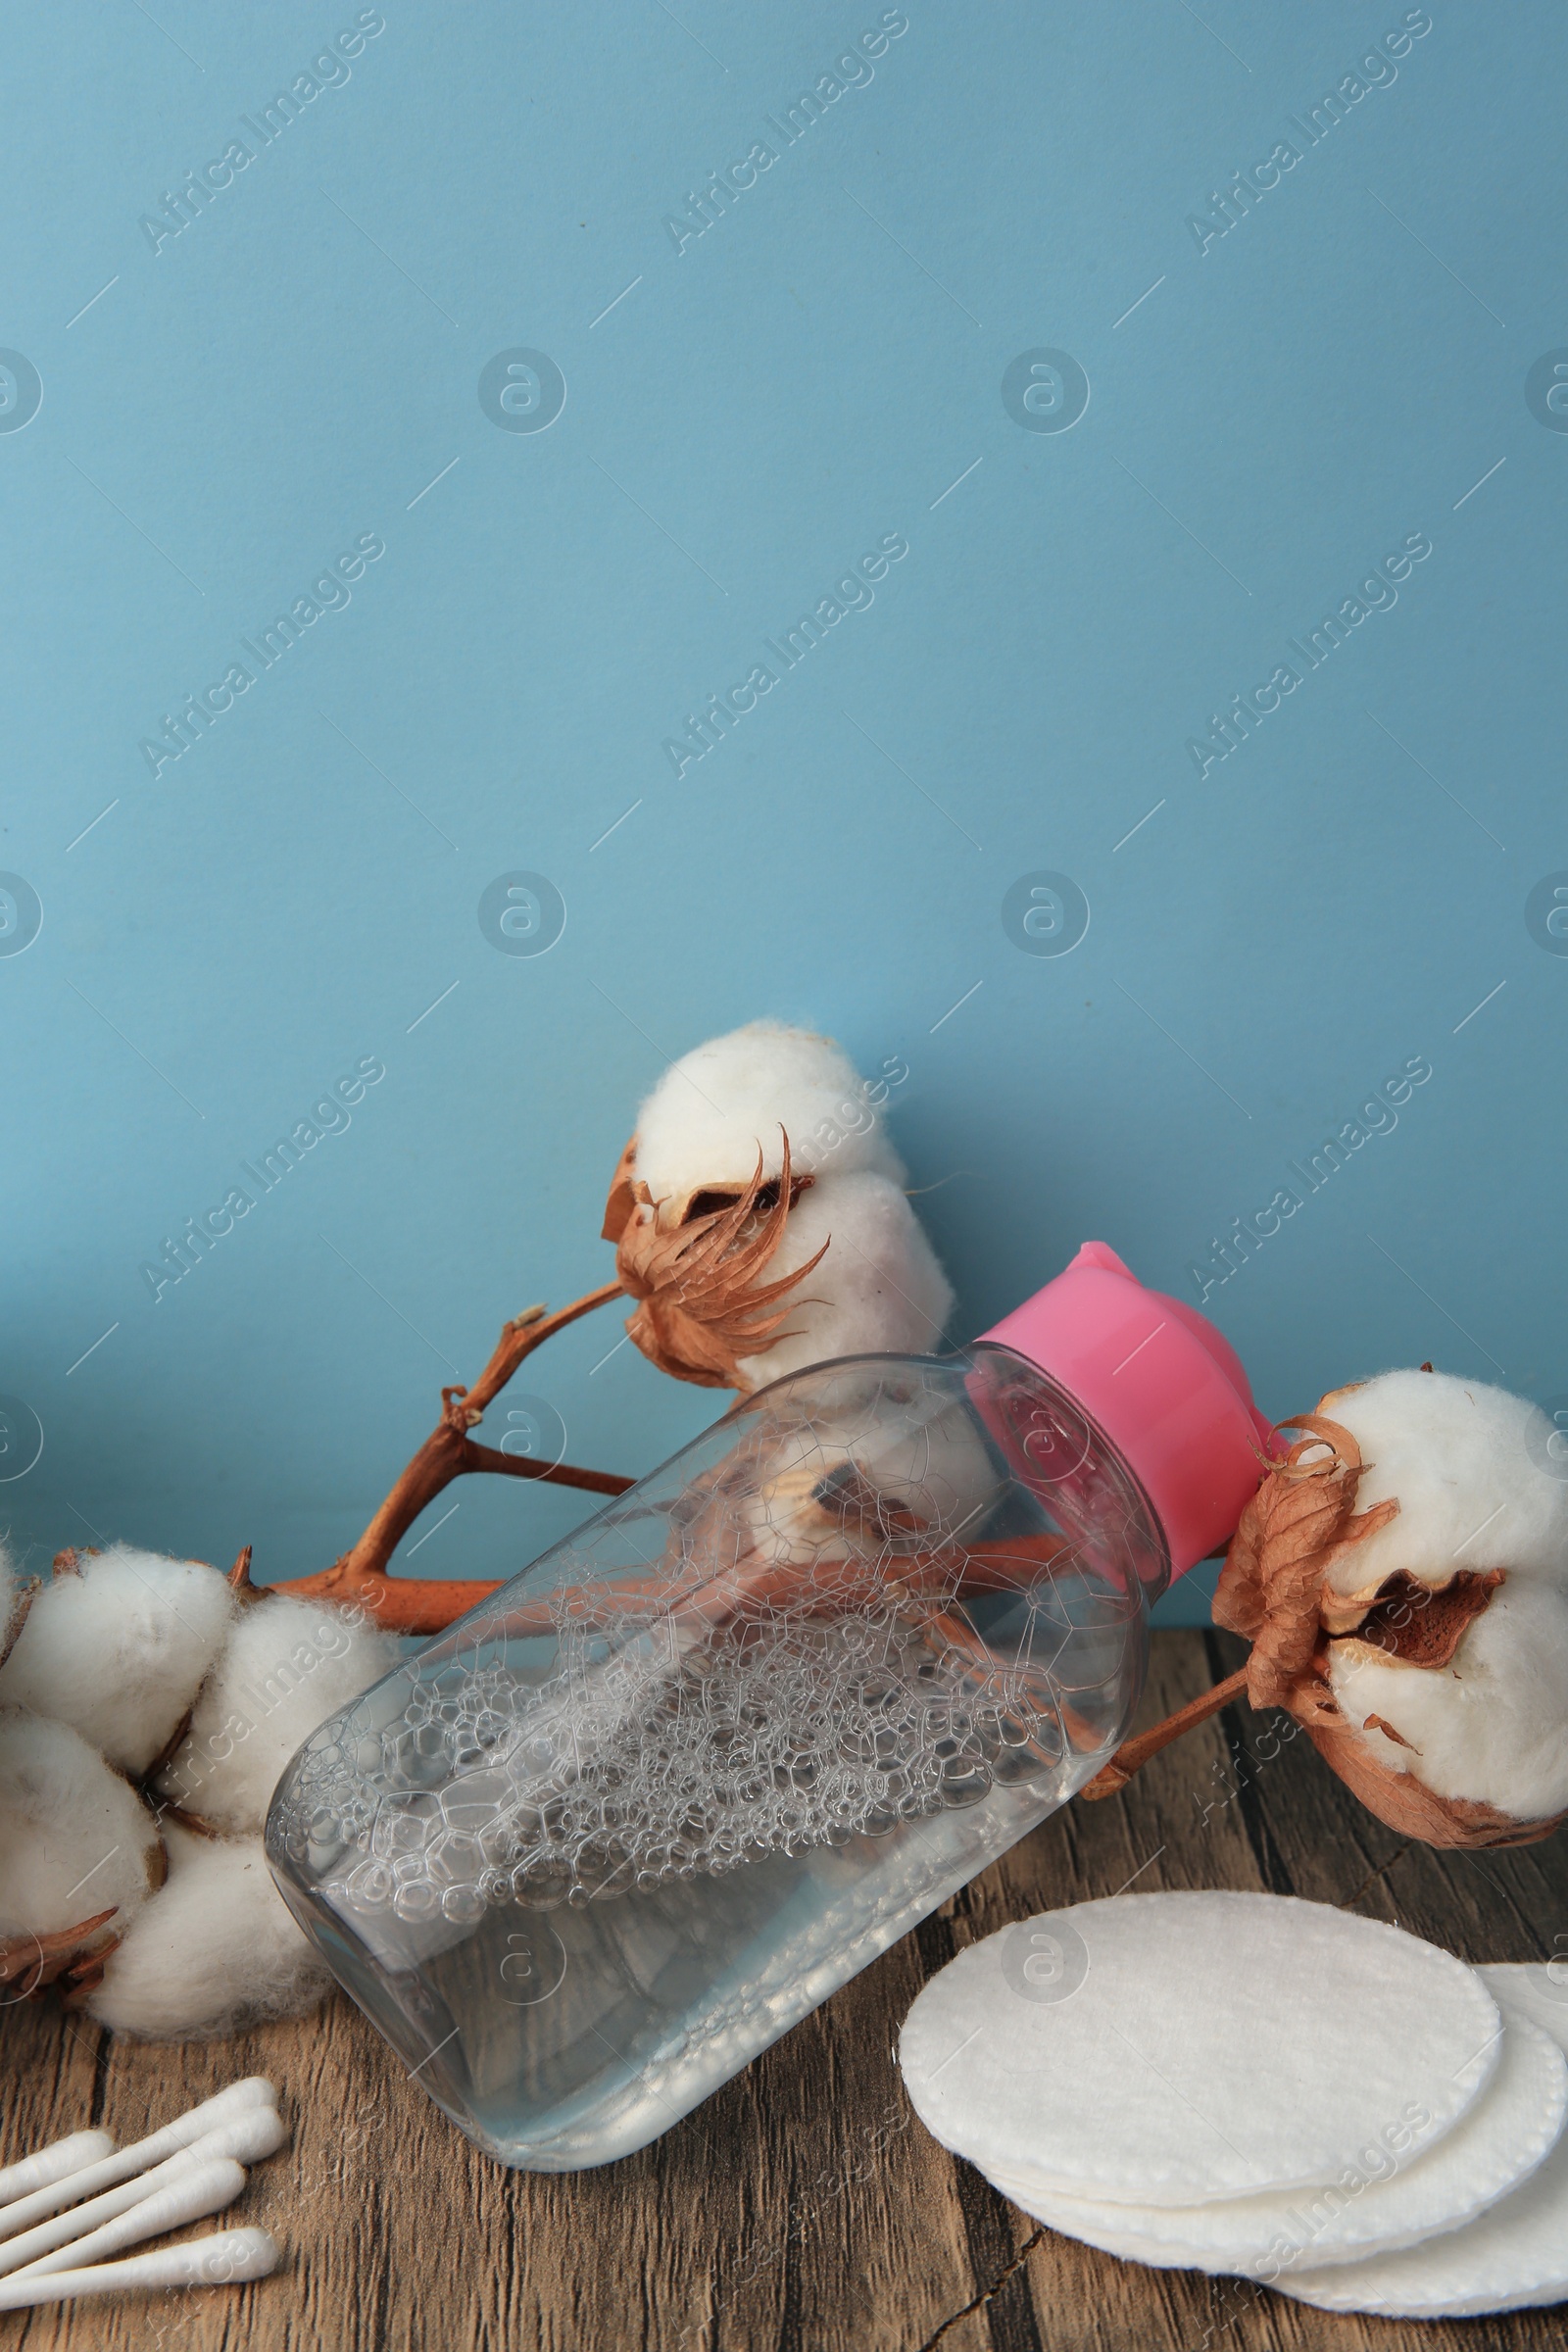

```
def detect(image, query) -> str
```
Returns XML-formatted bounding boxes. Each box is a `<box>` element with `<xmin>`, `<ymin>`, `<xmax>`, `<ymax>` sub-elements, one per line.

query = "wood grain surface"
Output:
<box><xmin>3</xmin><ymin>1628</ymin><xmax>1565</xmax><ymax>2352</ymax></box>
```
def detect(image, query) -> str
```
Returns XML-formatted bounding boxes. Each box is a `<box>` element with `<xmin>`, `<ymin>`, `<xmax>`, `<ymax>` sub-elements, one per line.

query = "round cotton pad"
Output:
<box><xmin>898</xmin><ymin>1892</ymin><xmax>1500</xmax><ymax>2206</ymax></box>
<box><xmin>1279</xmin><ymin>1965</ymin><xmax>1568</xmax><ymax>2317</ymax></box>
<box><xmin>982</xmin><ymin>1987</ymin><xmax>1565</xmax><ymax>2275</ymax></box>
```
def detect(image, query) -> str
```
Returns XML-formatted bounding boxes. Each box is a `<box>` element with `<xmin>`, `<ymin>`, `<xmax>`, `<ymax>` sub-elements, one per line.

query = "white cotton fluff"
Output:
<box><xmin>743</xmin><ymin>1168</ymin><xmax>955</xmax><ymax>1384</ymax></box>
<box><xmin>633</xmin><ymin>1021</ymin><xmax>907</xmax><ymax>1200</ymax></box>
<box><xmin>0</xmin><ymin>1705</ymin><xmax>162</xmax><ymax>1937</ymax></box>
<box><xmin>1318</xmin><ymin>1372</ymin><xmax>1568</xmax><ymax>1604</ymax></box>
<box><xmin>0</xmin><ymin>1547</ymin><xmax>235</xmax><ymax>1776</ymax></box>
<box><xmin>87</xmin><ymin>1822</ymin><xmax>328</xmax><ymax>2039</ymax></box>
<box><xmin>157</xmin><ymin>1595</ymin><xmax>396</xmax><ymax>1836</ymax></box>
<box><xmin>1330</xmin><ymin>1578</ymin><xmax>1568</xmax><ymax>1822</ymax></box>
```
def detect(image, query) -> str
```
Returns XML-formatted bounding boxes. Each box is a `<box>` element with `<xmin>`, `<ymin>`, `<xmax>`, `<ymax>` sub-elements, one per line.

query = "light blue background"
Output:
<box><xmin>4</xmin><ymin>2</ymin><xmax>1564</xmax><ymax>1624</ymax></box>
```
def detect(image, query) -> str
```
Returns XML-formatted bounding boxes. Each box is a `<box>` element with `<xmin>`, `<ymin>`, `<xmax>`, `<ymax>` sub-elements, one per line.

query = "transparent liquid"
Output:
<box><xmin>268</xmin><ymin>1347</ymin><xmax>1164</xmax><ymax>2168</ymax></box>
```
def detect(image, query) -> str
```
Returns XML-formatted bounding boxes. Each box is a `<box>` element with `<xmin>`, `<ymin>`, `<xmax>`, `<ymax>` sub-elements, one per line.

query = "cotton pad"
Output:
<box><xmin>898</xmin><ymin>1892</ymin><xmax>1499</xmax><ymax>2206</ymax></box>
<box><xmin>983</xmin><ymin>1979</ymin><xmax>1566</xmax><ymax>2274</ymax></box>
<box><xmin>1280</xmin><ymin>1965</ymin><xmax>1568</xmax><ymax>2317</ymax></box>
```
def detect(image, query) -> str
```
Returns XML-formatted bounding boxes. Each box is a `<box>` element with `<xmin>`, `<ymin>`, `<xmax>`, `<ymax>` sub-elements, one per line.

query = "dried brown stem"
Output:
<box><xmin>266</xmin><ymin>1282</ymin><xmax>631</xmax><ymax>1633</ymax></box>
<box><xmin>457</xmin><ymin>1439</ymin><xmax>631</xmax><ymax>1494</ymax></box>
<box><xmin>0</xmin><ymin>1909</ymin><xmax>119</xmax><ymax>2000</ymax></box>
<box><xmin>156</xmin><ymin>1802</ymin><xmax>223</xmax><ymax>1841</ymax></box>
<box><xmin>227</xmin><ymin>1543</ymin><xmax>271</xmax><ymax>1607</ymax></box>
<box><xmin>141</xmin><ymin>1699</ymin><xmax>200</xmax><ymax>1790</ymax></box>
<box><xmin>0</xmin><ymin>1575</ymin><xmax>37</xmax><ymax>1672</ymax></box>
<box><xmin>474</xmin><ymin>1533</ymin><xmax>1060</xmax><ymax>1642</ymax></box>
<box><xmin>1079</xmin><ymin>1666</ymin><xmax>1251</xmax><ymax>1801</ymax></box>
<box><xmin>60</xmin><ymin>1936</ymin><xmax>122</xmax><ymax>2008</ymax></box>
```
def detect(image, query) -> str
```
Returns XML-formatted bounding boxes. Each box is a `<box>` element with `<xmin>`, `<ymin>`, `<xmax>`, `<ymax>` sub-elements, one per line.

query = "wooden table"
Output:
<box><xmin>5</xmin><ymin>1629</ymin><xmax>1565</xmax><ymax>2351</ymax></box>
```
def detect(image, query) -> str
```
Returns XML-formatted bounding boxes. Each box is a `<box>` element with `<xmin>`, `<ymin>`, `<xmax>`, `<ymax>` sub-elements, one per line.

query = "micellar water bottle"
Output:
<box><xmin>267</xmin><ymin>1243</ymin><xmax>1270</xmax><ymax>2170</ymax></box>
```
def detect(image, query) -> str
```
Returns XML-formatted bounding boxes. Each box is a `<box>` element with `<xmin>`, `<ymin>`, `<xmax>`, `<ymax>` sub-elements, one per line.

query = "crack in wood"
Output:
<box><xmin>86</xmin><ymin>2020</ymin><xmax>112</xmax><ymax>2130</ymax></box>
<box><xmin>1338</xmin><ymin>1839</ymin><xmax>1415</xmax><ymax>1914</ymax></box>
<box><xmin>913</xmin><ymin>2225</ymin><xmax>1047</xmax><ymax>2352</ymax></box>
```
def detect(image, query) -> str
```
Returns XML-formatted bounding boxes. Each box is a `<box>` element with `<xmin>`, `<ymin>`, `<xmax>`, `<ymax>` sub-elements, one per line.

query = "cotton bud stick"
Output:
<box><xmin>0</xmin><ymin>2105</ymin><xmax>286</xmax><ymax>2278</ymax></box>
<box><xmin>0</xmin><ymin>2078</ymin><xmax>273</xmax><ymax>2241</ymax></box>
<box><xmin>14</xmin><ymin>2158</ymin><xmax>247</xmax><ymax>2278</ymax></box>
<box><xmin>0</xmin><ymin>2226</ymin><xmax>280</xmax><ymax>2310</ymax></box>
<box><xmin>0</xmin><ymin>2132</ymin><xmax>113</xmax><ymax>2210</ymax></box>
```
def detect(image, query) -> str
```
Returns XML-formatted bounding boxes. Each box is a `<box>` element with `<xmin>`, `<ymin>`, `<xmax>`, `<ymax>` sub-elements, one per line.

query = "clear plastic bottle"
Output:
<box><xmin>267</xmin><ymin>1244</ymin><xmax>1270</xmax><ymax>2169</ymax></box>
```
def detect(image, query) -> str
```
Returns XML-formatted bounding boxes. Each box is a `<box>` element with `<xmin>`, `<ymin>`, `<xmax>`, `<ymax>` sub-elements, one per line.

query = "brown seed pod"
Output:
<box><xmin>607</xmin><ymin>1130</ymin><xmax>826</xmax><ymax>1390</ymax></box>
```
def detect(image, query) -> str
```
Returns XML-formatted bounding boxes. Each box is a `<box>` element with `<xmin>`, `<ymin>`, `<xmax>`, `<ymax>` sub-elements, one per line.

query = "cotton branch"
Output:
<box><xmin>268</xmin><ymin>1282</ymin><xmax>631</xmax><ymax>1633</ymax></box>
<box><xmin>1079</xmin><ymin>1666</ymin><xmax>1251</xmax><ymax>1800</ymax></box>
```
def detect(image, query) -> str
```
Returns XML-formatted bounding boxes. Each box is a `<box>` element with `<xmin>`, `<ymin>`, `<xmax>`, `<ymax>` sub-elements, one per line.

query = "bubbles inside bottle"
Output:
<box><xmin>279</xmin><ymin>1357</ymin><xmax>1152</xmax><ymax>1926</ymax></box>
<box><xmin>269</xmin><ymin>1350</ymin><xmax>1162</xmax><ymax>2165</ymax></box>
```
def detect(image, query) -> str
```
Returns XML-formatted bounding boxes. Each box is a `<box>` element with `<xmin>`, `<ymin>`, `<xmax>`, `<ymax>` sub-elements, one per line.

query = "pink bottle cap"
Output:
<box><xmin>980</xmin><ymin>1241</ymin><xmax>1276</xmax><ymax>1580</ymax></box>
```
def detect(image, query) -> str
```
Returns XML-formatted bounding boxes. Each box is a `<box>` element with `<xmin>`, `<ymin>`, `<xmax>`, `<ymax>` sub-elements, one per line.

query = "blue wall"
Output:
<box><xmin>4</xmin><ymin>3</ymin><xmax>1564</xmax><ymax>1625</ymax></box>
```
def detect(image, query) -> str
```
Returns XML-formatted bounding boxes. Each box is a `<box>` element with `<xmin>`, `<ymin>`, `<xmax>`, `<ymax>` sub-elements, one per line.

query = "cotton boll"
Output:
<box><xmin>87</xmin><ymin>1823</ymin><xmax>328</xmax><ymax>2039</ymax></box>
<box><xmin>0</xmin><ymin>1546</ymin><xmax>235</xmax><ymax>1775</ymax></box>
<box><xmin>0</xmin><ymin>1705</ymin><xmax>162</xmax><ymax>1937</ymax></box>
<box><xmin>1214</xmin><ymin>1403</ymin><xmax>1568</xmax><ymax>1847</ymax></box>
<box><xmin>633</xmin><ymin>1021</ymin><xmax>906</xmax><ymax>1200</ymax></box>
<box><xmin>1330</xmin><ymin>1579</ymin><xmax>1568</xmax><ymax>1823</ymax></box>
<box><xmin>609</xmin><ymin>1020</ymin><xmax>955</xmax><ymax>1393</ymax></box>
<box><xmin>1318</xmin><ymin>1372</ymin><xmax>1568</xmax><ymax>1607</ymax></box>
<box><xmin>741</xmin><ymin>1169</ymin><xmax>954</xmax><ymax>1384</ymax></box>
<box><xmin>159</xmin><ymin>1596</ymin><xmax>396</xmax><ymax>1835</ymax></box>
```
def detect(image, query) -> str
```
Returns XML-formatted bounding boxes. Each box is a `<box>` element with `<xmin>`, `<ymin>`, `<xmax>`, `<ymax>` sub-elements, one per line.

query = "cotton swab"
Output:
<box><xmin>0</xmin><ymin>2226</ymin><xmax>280</xmax><ymax>2310</ymax></box>
<box><xmin>0</xmin><ymin>2104</ymin><xmax>288</xmax><ymax>2278</ymax></box>
<box><xmin>14</xmin><ymin>2159</ymin><xmax>246</xmax><ymax>2279</ymax></box>
<box><xmin>0</xmin><ymin>2077</ymin><xmax>275</xmax><ymax>2242</ymax></box>
<box><xmin>181</xmin><ymin>2103</ymin><xmax>288</xmax><ymax>2169</ymax></box>
<box><xmin>0</xmin><ymin>2131</ymin><xmax>114</xmax><ymax>2208</ymax></box>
